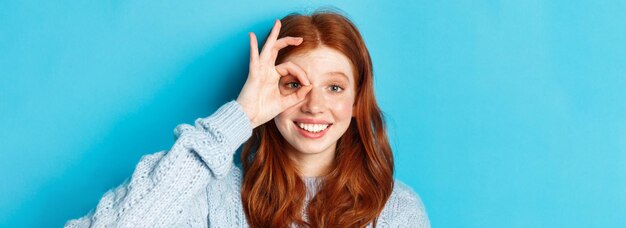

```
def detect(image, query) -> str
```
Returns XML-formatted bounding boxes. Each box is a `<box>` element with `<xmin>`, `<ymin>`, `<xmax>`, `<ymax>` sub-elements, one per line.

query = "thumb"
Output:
<box><xmin>281</xmin><ymin>85</ymin><xmax>312</xmax><ymax>109</ymax></box>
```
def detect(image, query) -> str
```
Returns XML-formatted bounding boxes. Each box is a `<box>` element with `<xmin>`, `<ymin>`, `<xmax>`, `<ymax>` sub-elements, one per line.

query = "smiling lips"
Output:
<box><xmin>293</xmin><ymin>119</ymin><xmax>333</xmax><ymax>139</ymax></box>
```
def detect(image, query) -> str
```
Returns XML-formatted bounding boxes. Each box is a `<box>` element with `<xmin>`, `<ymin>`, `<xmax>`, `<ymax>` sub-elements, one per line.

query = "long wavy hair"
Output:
<box><xmin>241</xmin><ymin>9</ymin><xmax>395</xmax><ymax>227</ymax></box>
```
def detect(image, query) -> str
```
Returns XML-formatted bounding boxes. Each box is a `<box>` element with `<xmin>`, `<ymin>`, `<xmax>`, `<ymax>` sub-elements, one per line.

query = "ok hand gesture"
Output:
<box><xmin>236</xmin><ymin>20</ymin><xmax>312</xmax><ymax>129</ymax></box>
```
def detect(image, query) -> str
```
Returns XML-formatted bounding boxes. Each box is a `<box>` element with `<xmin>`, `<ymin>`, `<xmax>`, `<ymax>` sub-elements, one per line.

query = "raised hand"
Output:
<box><xmin>236</xmin><ymin>19</ymin><xmax>312</xmax><ymax>129</ymax></box>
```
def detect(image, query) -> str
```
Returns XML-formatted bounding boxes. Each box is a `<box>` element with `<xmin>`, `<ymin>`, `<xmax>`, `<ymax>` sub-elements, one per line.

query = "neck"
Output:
<box><xmin>287</xmin><ymin>146</ymin><xmax>336</xmax><ymax>177</ymax></box>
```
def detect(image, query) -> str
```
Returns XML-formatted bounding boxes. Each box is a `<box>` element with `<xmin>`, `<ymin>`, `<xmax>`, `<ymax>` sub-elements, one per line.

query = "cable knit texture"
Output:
<box><xmin>65</xmin><ymin>101</ymin><xmax>430</xmax><ymax>228</ymax></box>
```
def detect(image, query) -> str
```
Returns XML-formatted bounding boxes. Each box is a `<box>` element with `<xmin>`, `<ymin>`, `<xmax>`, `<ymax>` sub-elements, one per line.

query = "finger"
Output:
<box><xmin>282</xmin><ymin>84</ymin><xmax>312</xmax><ymax>108</ymax></box>
<box><xmin>273</xmin><ymin>37</ymin><xmax>303</xmax><ymax>51</ymax></box>
<box><xmin>275</xmin><ymin>62</ymin><xmax>310</xmax><ymax>86</ymax></box>
<box><xmin>249</xmin><ymin>32</ymin><xmax>259</xmax><ymax>64</ymax></box>
<box><xmin>260</xmin><ymin>20</ymin><xmax>281</xmax><ymax>58</ymax></box>
<box><xmin>267</xmin><ymin>37</ymin><xmax>303</xmax><ymax>64</ymax></box>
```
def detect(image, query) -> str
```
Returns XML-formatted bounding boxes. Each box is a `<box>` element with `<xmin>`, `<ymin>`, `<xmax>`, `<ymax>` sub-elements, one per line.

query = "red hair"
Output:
<box><xmin>241</xmin><ymin>9</ymin><xmax>394</xmax><ymax>227</ymax></box>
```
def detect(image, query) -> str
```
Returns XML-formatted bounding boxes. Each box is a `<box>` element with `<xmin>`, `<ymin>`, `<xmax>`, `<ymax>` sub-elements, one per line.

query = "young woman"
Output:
<box><xmin>65</xmin><ymin>10</ymin><xmax>429</xmax><ymax>228</ymax></box>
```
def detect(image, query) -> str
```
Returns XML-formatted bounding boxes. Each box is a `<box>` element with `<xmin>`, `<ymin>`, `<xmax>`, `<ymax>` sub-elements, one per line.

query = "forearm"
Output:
<box><xmin>65</xmin><ymin>101</ymin><xmax>253</xmax><ymax>227</ymax></box>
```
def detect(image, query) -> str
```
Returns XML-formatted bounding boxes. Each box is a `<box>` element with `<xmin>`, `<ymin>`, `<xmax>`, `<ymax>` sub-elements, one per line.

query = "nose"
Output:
<box><xmin>300</xmin><ymin>87</ymin><xmax>327</xmax><ymax>114</ymax></box>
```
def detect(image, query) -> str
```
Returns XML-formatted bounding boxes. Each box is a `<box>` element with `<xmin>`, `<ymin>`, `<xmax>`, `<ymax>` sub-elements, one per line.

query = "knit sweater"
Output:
<box><xmin>64</xmin><ymin>101</ymin><xmax>430</xmax><ymax>228</ymax></box>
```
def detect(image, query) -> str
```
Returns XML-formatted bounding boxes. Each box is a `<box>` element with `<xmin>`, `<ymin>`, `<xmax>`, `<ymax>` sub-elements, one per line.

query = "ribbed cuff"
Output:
<box><xmin>200</xmin><ymin>100</ymin><xmax>253</xmax><ymax>151</ymax></box>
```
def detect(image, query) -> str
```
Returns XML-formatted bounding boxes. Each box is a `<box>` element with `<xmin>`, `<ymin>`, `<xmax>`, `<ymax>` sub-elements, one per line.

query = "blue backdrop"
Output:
<box><xmin>1</xmin><ymin>0</ymin><xmax>625</xmax><ymax>227</ymax></box>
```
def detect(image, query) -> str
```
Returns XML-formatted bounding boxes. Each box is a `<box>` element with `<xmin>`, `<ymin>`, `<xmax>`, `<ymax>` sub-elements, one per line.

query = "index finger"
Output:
<box><xmin>275</xmin><ymin>61</ymin><xmax>310</xmax><ymax>86</ymax></box>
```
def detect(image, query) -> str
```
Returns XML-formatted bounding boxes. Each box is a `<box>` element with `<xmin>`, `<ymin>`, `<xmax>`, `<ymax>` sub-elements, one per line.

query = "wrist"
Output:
<box><xmin>235</xmin><ymin>99</ymin><xmax>257</xmax><ymax>129</ymax></box>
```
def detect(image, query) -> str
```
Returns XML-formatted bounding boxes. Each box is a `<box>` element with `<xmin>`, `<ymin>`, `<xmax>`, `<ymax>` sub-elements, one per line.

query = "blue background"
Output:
<box><xmin>1</xmin><ymin>0</ymin><xmax>625</xmax><ymax>227</ymax></box>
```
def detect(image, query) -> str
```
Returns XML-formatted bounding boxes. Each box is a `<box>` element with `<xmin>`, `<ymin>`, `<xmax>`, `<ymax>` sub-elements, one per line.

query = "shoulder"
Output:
<box><xmin>379</xmin><ymin>179</ymin><xmax>430</xmax><ymax>227</ymax></box>
<box><xmin>391</xmin><ymin>180</ymin><xmax>425</xmax><ymax>207</ymax></box>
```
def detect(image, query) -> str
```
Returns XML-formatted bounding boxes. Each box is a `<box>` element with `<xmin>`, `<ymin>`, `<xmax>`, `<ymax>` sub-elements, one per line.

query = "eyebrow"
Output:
<box><xmin>324</xmin><ymin>71</ymin><xmax>350</xmax><ymax>82</ymax></box>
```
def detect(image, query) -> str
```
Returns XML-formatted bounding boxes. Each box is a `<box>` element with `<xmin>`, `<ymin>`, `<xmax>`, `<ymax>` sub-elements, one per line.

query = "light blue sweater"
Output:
<box><xmin>64</xmin><ymin>101</ymin><xmax>430</xmax><ymax>227</ymax></box>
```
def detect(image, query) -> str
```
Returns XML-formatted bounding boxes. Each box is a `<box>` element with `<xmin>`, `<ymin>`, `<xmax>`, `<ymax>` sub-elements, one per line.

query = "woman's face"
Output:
<box><xmin>274</xmin><ymin>46</ymin><xmax>356</xmax><ymax>157</ymax></box>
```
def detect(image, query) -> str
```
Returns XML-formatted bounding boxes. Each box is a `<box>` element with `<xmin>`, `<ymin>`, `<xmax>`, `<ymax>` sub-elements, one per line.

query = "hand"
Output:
<box><xmin>236</xmin><ymin>19</ymin><xmax>312</xmax><ymax>129</ymax></box>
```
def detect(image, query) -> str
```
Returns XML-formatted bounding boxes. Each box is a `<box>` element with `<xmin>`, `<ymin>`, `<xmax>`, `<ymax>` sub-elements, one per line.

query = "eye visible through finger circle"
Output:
<box><xmin>286</xmin><ymin>81</ymin><xmax>301</xmax><ymax>89</ymax></box>
<box><xmin>278</xmin><ymin>76</ymin><xmax>303</xmax><ymax>95</ymax></box>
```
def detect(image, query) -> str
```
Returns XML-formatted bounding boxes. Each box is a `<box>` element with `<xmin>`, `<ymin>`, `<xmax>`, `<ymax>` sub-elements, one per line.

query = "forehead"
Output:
<box><xmin>283</xmin><ymin>46</ymin><xmax>354</xmax><ymax>82</ymax></box>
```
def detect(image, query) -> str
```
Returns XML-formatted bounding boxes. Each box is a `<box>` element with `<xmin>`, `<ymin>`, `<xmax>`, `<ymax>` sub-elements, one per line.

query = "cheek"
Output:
<box><xmin>329</xmin><ymin>97</ymin><xmax>354</xmax><ymax>120</ymax></box>
<box><xmin>274</xmin><ymin>105</ymin><xmax>298</xmax><ymax>127</ymax></box>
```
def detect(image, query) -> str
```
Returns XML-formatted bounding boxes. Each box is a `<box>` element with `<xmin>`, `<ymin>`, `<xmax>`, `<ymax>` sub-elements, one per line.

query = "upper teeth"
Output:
<box><xmin>297</xmin><ymin>123</ymin><xmax>330</xmax><ymax>133</ymax></box>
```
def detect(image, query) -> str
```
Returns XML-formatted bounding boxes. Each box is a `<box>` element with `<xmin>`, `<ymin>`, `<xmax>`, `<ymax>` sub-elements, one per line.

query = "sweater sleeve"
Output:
<box><xmin>64</xmin><ymin>101</ymin><xmax>252</xmax><ymax>228</ymax></box>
